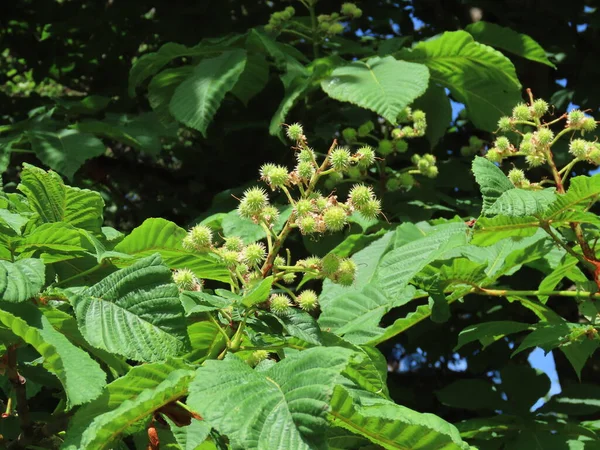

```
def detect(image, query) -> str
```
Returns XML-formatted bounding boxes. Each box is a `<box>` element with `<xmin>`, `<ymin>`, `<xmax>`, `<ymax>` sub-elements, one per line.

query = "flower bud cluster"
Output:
<box><xmin>317</xmin><ymin>3</ymin><xmax>362</xmax><ymax>36</ymax></box>
<box><xmin>265</xmin><ymin>7</ymin><xmax>296</xmax><ymax>33</ymax></box>
<box><xmin>569</xmin><ymin>139</ymin><xmax>600</xmax><ymax>164</ymax></box>
<box><xmin>294</xmin><ymin>253</ymin><xmax>357</xmax><ymax>286</ymax></box>
<box><xmin>411</xmin><ymin>153</ymin><xmax>438</xmax><ymax>178</ymax></box>
<box><xmin>391</xmin><ymin>108</ymin><xmax>427</xmax><ymax>142</ymax></box>
<box><xmin>566</xmin><ymin>110</ymin><xmax>597</xmax><ymax>133</ymax></box>
<box><xmin>460</xmin><ymin>136</ymin><xmax>484</xmax><ymax>157</ymax></box>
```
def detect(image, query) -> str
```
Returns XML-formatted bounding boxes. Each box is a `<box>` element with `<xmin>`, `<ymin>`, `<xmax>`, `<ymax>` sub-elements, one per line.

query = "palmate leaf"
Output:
<box><xmin>71</xmin><ymin>254</ymin><xmax>190</xmax><ymax>362</ymax></box>
<box><xmin>0</xmin><ymin>258</ymin><xmax>45</xmax><ymax>302</ymax></box>
<box><xmin>170</xmin><ymin>50</ymin><xmax>247</xmax><ymax>136</ymax></box>
<box><xmin>62</xmin><ymin>359</ymin><xmax>194</xmax><ymax>450</ymax></box>
<box><xmin>466</xmin><ymin>21</ymin><xmax>556</xmax><ymax>68</ymax></box>
<box><xmin>25</xmin><ymin>129</ymin><xmax>106</xmax><ymax>180</ymax></box>
<box><xmin>0</xmin><ymin>302</ymin><xmax>106</xmax><ymax>408</ymax></box>
<box><xmin>329</xmin><ymin>386</ymin><xmax>469</xmax><ymax>450</ymax></box>
<box><xmin>321</xmin><ymin>56</ymin><xmax>429</xmax><ymax>124</ymax></box>
<box><xmin>113</xmin><ymin>218</ymin><xmax>230</xmax><ymax>283</ymax></box>
<box><xmin>17</xmin><ymin>163</ymin><xmax>105</xmax><ymax>234</ymax></box>
<box><xmin>187</xmin><ymin>347</ymin><xmax>353</xmax><ymax>450</ymax></box>
<box><xmin>397</xmin><ymin>31</ymin><xmax>521</xmax><ymax>131</ymax></box>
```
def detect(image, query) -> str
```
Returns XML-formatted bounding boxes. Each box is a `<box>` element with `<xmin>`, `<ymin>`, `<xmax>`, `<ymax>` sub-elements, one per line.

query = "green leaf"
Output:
<box><xmin>269</xmin><ymin>62</ymin><xmax>311</xmax><ymax>137</ymax></box>
<box><xmin>241</xmin><ymin>276</ymin><xmax>273</xmax><ymax>308</ymax></box>
<box><xmin>18</xmin><ymin>163</ymin><xmax>105</xmax><ymax>234</ymax></box>
<box><xmin>472</xmin><ymin>156</ymin><xmax>515</xmax><ymax>215</ymax></box>
<box><xmin>471</xmin><ymin>216</ymin><xmax>541</xmax><ymax>246</ymax></box>
<box><xmin>13</xmin><ymin>222</ymin><xmax>89</xmax><ymax>261</ymax></box>
<box><xmin>231</xmin><ymin>52</ymin><xmax>269</xmax><ymax>105</ymax></box>
<box><xmin>0</xmin><ymin>302</ymin><xmax>106</xmax><ymax>408</ymax></box>
<box><xmin>187</xmin><ymin>347</ymin><xmax>353</xmax><ymax>450</ymax></box>
<box><xmin>321</xmin><ymin>56</ymin><xmax>429</xmax><ymax>124</ymax></box>
<box><xmin>397</xmin><ymin>31</ymin><xmax>522</xmax><ymax>131</ymax></box>
<box><xmin>62</xmin><ymin>359</ymin><xmax>194</xmax><ymax>450</ymax></box>
<box><xmin>184</xmin><ymin>320</ymin><xmax>228</xmax><ymax>364</ymax></box>
<box><xmin>113</xmin><ymin>218</ymin><xmax>230</xmax><ymax>283</ymax></box>
<box><xmin>368</xmin><ymin>304</ymin><xmax>434</xmax><ymax>346</ymax></box>
<box><xmin>543</xmin><ymin>174</ymin><xmax>600</xmax><ymax>221</ymax></box>
<box><xmin>538</xmin><ymin>254</ymin><xmax>588</xmax><ymax>303</ymax></box>
<box><xmin>170</xmin><ymin>50</ymin><xmax>247</xmax><ymax>136</ymax></box>
<box><xmin>412</xmin><ymin>84</ymin><xmax>452</xmax><ymax>147</ymax></box>
<box><xmin>436</xmin><ymin>379</ymin><xmax>504</xmax><ymax>411</ymax></box>
<box><xmin>169</xmin><ymin>418</ymin><xmax>211</xmax><ymax>450</ymax></box>
<box><xmin>500</xmin><ymin>365</ymin><xmax>551</xmax><ymax>414</ymax></box>
<box><xmin>221</xmin><ymin>206</ymin><xmax>292</xmax><ymax>244</ymax></box>
<box><xmin>71</xmin><ymin>254</ymin><xmax>190</xmax><ymax>362</ymax></box>
<box><xmin>54</xmin><ymin>95</ymin><xmax>112</xmax><ymax>115</ymax></box>
<box><xmin>542</xmin><ymin>383</ymin><xmax>600</xmax><ymax>416</ymax></box>
<box><xmin>26</xmin><ymin>129</ymin><xmax>106</xmax><ymax>180</ymax></box>
<box><xmin>455</xmin><ymin>321</ymin><xmax>530</xmax><ymax>350</ymax></box>
<box><xmin>0</xmin><ymin>209</ymin><xmax>29</xmax><ymax>235</ymax></box>
<box><xmin>466</xmin><ymin>21</ymin><xmax>556</xmax><ymax>68</ymax></box>
<box><xmin>148</xmin><ymin>66</ymin><xmax>194</xmax><ymax>124</ymax></box>
<box><xmin>487</xmin><ymin>188</ymin><xmax>556</xmax><ymax>217</ymax></box>
<box><xmin>329</xmin><ymin>386</ymin><xmax>469</xmax><ymax>450</ymax></box>
<box><xmin>276</xmin><ymin>308</ymin><xmax>323</xmax><ymax>345</ymax></box>
<box><xmin>0</xmin><ymin>258</ymin><xmax>45</xmax><ymax>302</ymax></box>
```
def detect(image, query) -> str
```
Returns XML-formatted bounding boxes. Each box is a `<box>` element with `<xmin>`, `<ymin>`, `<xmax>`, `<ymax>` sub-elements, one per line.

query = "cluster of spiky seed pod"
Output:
<box><xmin>266</xmin><ymin>2</ymin><xmax>362</xmax><ymax>36</ymax></box>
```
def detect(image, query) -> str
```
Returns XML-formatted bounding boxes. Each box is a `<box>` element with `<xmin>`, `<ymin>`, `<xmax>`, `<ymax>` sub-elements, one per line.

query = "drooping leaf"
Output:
<box><xmin>113</xmin><ymin>218</ymin><xmax>230</xmax><ymax>283</ymax></box>
<box><xmin>0</xmin><ymin>302</ymin><xmax>106</xmax><ymax>408</ymax></box>
<box><xmin>184</xmin><ymin>320</ymin><xmax>228</xmax><ymax>364</ymax></box>
<box><xmin>472</xmin><ymin>156</ymin><xmax>515</xmax><ymax>215</ymax></box>
<box><xmin>321</xmin><ymin>56</ymin><xmax>429</xmax><ymax>124</ymax></box>
<box><xmin>0</xmin><ymin>209</ymin><xmax>29</xmax><ymax>235</ymax></box>
<box><xmin>62</xmin><ymin>359</ymin><xmax>194</xmax><ymax>450</ymax></box>
<box><xmin>71</xmin><ymin>254</ymin><xmax>190</xmax><ymax>362</ymax></box>
<box><xmin>148</xmin><ymin>66</ymin><xmax>195</xmax><ymax>124</ymax></box>
<box><xmin>187</xmin><ymin>347</ymin><xmax>353</xmax><ymax>450</ymax></box>
<box><xmin>0</xmin><ymin>258</ymin><xmax>45</xmax><ymax>302</ymax></box>
<box><xmin>397</xmin><ymin>31</ymin><xmax>522</xmax><ymax>131</ymax></box>
<box><xmin>231</xmin><ymin>52</ymin><xmax>269</xmax><ymax>105</ymax></box>
<box><xmin>466</xmin><ymin>21</ymin><xmax>556</xmax><ymax>68</ymax></box>
<box><xmin>13</xmin><ymin>222</ymin><xmax>90</xmax><ymax>261</ymax></box>
<box><xmin>436</xmin><ymin>379</ymin><xmax>505</xmax><ymax>411</ymax></box>
<box><xmin>368</xmin><ymin>304</ymin><xmax>434</xmax><ymax>346</ymax></box>
<box><xmin>500</xmin><ymin>365</ymin><xmax>551</xmax><ymax>414</ymax></box>
<box><xmin>538</xmin><ymin>254</ymin><xmax>588</xmax><ymax>303</ymax></box>
<box><xmin>455</xmin><ymin>321</ymin><xmax>530</xmax><ymax>350</ymax></box>
<box><xmin>241</xmin><ymin>276</ymin><xmax>273</xmax><ymax>308</ymax></box>
<box><xmin>329</xmin><ymin>386</ymin><xmax>469</xmax><ymax>450</ymax></box>
<box><xmin>54</xmin><ymin>95</ymin><xmax>112</xmax><ymax>115</ymax></box>
<box><xmin>17</xmin><ymin>163</ymin><xmax>105</xmax><ymax>234</ymax></box>
<box><xmin>170</xmin><ymin>50</ymin><xmax>247</xmax><ymax>136</ymax></box>
<box><xmin>26</xmin><ymin>129</ymin><xmax>106</xmax><ymax>180</ymax></box>
<box><xmin>268</xmin><ymin>60</ymin><xmax>311</xmax><ymax>137</ymax></box>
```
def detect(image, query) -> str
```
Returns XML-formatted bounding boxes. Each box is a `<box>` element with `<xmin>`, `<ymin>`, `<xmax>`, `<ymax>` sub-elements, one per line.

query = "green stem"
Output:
<box><xmin>281</xmin><ymin>28</ymin><xmax>313</xmax><ymax>41</ymax></box>
<box><xmin>274</xmin><ymin>282</ymin><xmax>298</xmax><ymax>300</ymax></box>
<box><xmin>208</xmin><ymin>313</ymin><xmax>231</xmax><ymax>346</ymax></box>
<box><xmin>539</xmin><ymin>222</ymin><xmax>590</xmax><ymax>268</ymax></box>
<box><xmin>549</xmin><ymin>127</ymin><xmax>573</xmax><ymax>149</ymax></box>
<box><xmin>478</xmin><ymin>287</ymin><xmax>600</xmax><ymax>299</ymax></box>
<box><xmin>307</xmin><ymin>1</ymin><xmax>319</xmax><ymax>58</ymax></box>
<box><xmin>260</xmin><ymin>222</ymin><xmax>273</xmax><ymax>254</ymax></box>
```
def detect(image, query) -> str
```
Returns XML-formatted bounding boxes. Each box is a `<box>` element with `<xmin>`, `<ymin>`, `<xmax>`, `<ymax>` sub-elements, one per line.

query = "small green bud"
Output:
<box><xmin>296</xmin><ymin>161</ymin><xmax>315</xmax><ymax>180</ymax></box>
<box><xmin>532</xmin><ymin>99</ymin><xmax>549</xmax><ymax>117</ymax></box>
<box><xmin>519</xmin><ymin>140</ymin><xmax>534</xmax><ymax>155</ymax></box>
<box><xmin>284</xmin><ymin>6</ymin><xmax>295</xmax><ymax>17</ymax></box>
<box><xmin>391</xmin><ymin>128</ymin><xmax>403</xmax><ymax>140</ymax></box>
<box><xmin>347</xmin><ymin>166</ymin><xmax>362</xmax><ymax>179</ymax></box>
<box><xmin>183</xmin><ymin>225</ymin><xmax>213</xmax><ymax>251</ymax></box>
<box><xmin>582</xmin><ymin>117</ymin><xmax>597</xmax><ymax>132</ymax></box>
<box><xmin>356</xmin><ymin>146</ymin><xmax>376</xmax><ymax>168</ymax></box>
<box><xmin>394</xmin><ymin>139</ymin><xmax>409</xmax><ymax>153</ymax></box>
<box><xmin>313</xmin><ymin>194</ymin><xmax>328</xmax><ymax>211</ymax></box>
<box><xmin>286</xmin><ymin>123</ymin><xmax>304</xmax><ymax>141</ymax></box>
<box><xmin>535</xmin><ymin>128</ymin><xmax>554</xmax><ymax>145</ymax></box>
<box><xmin>323</xmin><ymin>205</ymin><xmax>348</xmax><ymax>231</ymax></box>
<box><xmin>512</xmin><ymin>103</ymin><xmax>532</xmax><ymax>121</ymax></box>
<box><xmin>348</xmin><ymin>184</ymin><xmax>374</xmax><ymax>209</ymax></box>
<box><xmin>508</xmin><ymin>168</ymin><xmax>526</xmax><ymax>187</ymax></box>
<box><xmin>417</xmin><ymin>159</ymin><xmax>430</xmax><ymax>172</ymax></box>
<box><xmin>386</xmin><ymin>177</ymin><xmax>401</xmax><ymax>191</ymax></box>
<box><xmin>495</xmin><ymin>136</ymin><xmax>511</xmax><ymax>151</ymax></box>
<box><xmin>282</xmin><ymin>272</ymin><xmax>296</xmax><ymax>284</ymax></box>
<box><xmin>377</xmin><ymin>139</ymin><xmax>394</xmax><ymax>156</ymax></box>
<box><xmin>173</xmin><ymin>268</ymin><xmax>199</xmax><ymax>291</ymax></box>
<box><xmin>328</xmin><ymin>22</ymin><xmax>345</xmax><ymax>35</ymax></box>
<box><xmin>341</xmin><ymin>2</ymin><xmax>362</xmax><ymax>18</ymax></box>
<box><xmin>486</xmin><ymin>148</ymin><xmax>503</xmax><ymax>163</ymax></box>
<box><xmin>329</xmin><ymin>147</ymin><xmax>352</xmax><ymax>172</ymax></box>
<box><xmin>243</xmin><ymin>242</ymin><xmax>266</xmax><ymax>266</ymax></box>
<box><xmin>425</xmin><ymin>166</ymin><xmax>439</xmax><ymax>179</ymax></box>
<box><xmin>469</xmin><ymin>136</ymin><xmax>484</xmax><ymax>148</ymax></box>
<box><xmin>460</xmin><ymin>146</ymin><xmax>474</xmax><ymax>157</ymax></box>
<box><xmin>525</xmin><ymin>153</ymin><xmax>546</xmax><ymax>167</ymax></box>
<box><xmin>224</xmin><ymin>236</ymin><xmax>244</xmax><ymax>252</ymax></box>
<box><xmin>297</xmin><ymin>290</ymin><xmax>319</xmax><ymax>311</ymax></box>
<box><xmin>398</xmin><ymin>172</ymin><xmax>415</xmax><ymax>188</ymax></box>
<box><xmin>412</xmin><ymin>110</ymin><xmax>426</xmax><ymax>122</ymax></box>
<box><xmin>410</xmin><ymin>154</ymin><xmax>421</xmax><ymax>165</ymax></box>
<box><xmin>568</xmin><ymin>110</ymin><xmax>585</xmax><ymax>127</ymax></box>
<box><xmin>295</xmin><ymin>199</ymin><xmax>314</xmax><ymax>216</ymax></box>
<box><xmin>357</xmin><ymin>121</ymin><xmax>374</xmax><ymax>136</ymax></box>
<box><xmin>333</xmin><ymin>258</ymin><xmax>356</xmax><ymax>286</ymax></box>
<box><xmin>497</xmin><ymin>116</ymin><xmax>512</xmax><ymax>131</ymax></box>
<box><xmin>270</xmin><ymin>294</ymin><xmax>292</xmax><ymax>315</ymax></box>
<box><xmin>423</xmin><ymin>154</ymin><xmax>436</xmax><ymax>165</ymax></box>
<box><xmin>401</xmin><ymin>126</ymin><xmax>416</xmax><ymax>138</ymax></box>
<box><xmin>358</xmin><ymin>198</ymin><xmax>382</xmax><ymax>218</ymax></box>
<box><xmin>569</xmin><ymin>139</ymin><xmax>589</xmax><ymax>158</ymax></box>
<box><xmin>321</xmin><ymin>253</ymin><xmax>341</xmax><ymax>276</ymax></box>
<box><xmin>298</xmin><ymin>215</ymin><xmax>319</xmax><ymax>234</ymax></box>
<box><xmin>342</xmin><ymin>127</ymin><xmax>357</xmax><ymax>142</ymax></box>
<box><xmin>297</xmin><ymin>148</ymin><xmax>316</xmax><ymax>163</ymax></box>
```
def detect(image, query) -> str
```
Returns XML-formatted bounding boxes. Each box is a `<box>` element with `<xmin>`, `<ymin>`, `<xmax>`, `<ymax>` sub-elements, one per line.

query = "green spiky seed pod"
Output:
<box><xmin>323</xmin><ymin>205</ymin><xmax>348</xmax><ymax>231</ymax></box>
<box><xmin>250</xmin><ymin>350</ymin><xmax>270</xmax><ymax>365</ymax></box>
<box><xmin>299</xmin><ymin>256</ymin><xmax>321</xmax><ymax>270</ymax></box>
<box><xmin>342</xmin><ymin>127</ymin><xmax>357</xmax><ymax>142</ymax></box>
<box><xmin>282</xmin><ymin>272</ymin><xmax>296</xmax><ymax>284</ymax></box>
<box><xmin>412</xmin><ymin>110</ymin><xmax>426</xmax><ymax>122</ymax></box>
<box><xmin>334</xmin><ymin>259</ymin><xmax>356</xmax><ymax>286</ymax></box>
<box><xmin>417</xmin><ymin>159</ymin><xmax>430</xmax><ymax>173</ymax></box>
<box><xmin>328</xmin><ymin>22</ymin><xmax>345</xmax><ymax>35</ymax></box>
<box><xmin>243</xmin><ymin>242</ymin><xmax>266</xmax><ymax>266</ymax></box>
<box><xmin>221</xmin><ymin>250</ymin><xmax>241</xmax><ymax>267</ymax></box>
<box><xmin>270</xmin><ymin>294</ymin><xmax>292</xmax><ymax>315</ymax></box>
<box><xmin>274</xmin><ymin>256</ymin><xmax>285</xmax><ymax>267</ymax></box>
<box><xmin>519</xmin><ymin>139</ymin><xmax>534</xmax><ymax>155</ymax></box>
<box><xmin>512</xmin><ymin>103</ymin><xmax>532</xmax><ymax>121</ymax></box>
<box><xmin>391</xmin><ymin>128</ymin><xmax>403</xmax><ymax>140</ymax></box>
<box><xmin>297</xmin><ymin>148</ymin><xmax>316</xmax><ymax>164</ymax></box>
<box><xmin>321</xmin><ymin>253</ymin><xmax>340</xmax><ymax>276</ymax></box>
<box><xmin>568</xmin><ymin>110</ymin><xmax>585</xmax><ymax>127</ymax></box>
<box><xmin>425</xmin><ymin>166</ymin><xmax>439</xmax><ymax>179</ymax></box>
<box><xmin>329</xmin><ymin>147</ymin><xmax>352</xmax><ymax>172</ymax></box>
<box><xmin>295</xmin><ymin>199</ymin><xmax>314</xmax><ymax>217</ymax></box>
<box><xmin>569</xmin><ymin>139</ymin><xmax>589</xmax><ymax>158</ymax></box>
<box><xmin>260</xmin><ymin>163</ymin><xmax>277</xmax><ymax>180</ymax></box>
<box><xmin>297</xmin><ymin>290</ymin><xmax>319</xmax><ymax>311</ymax></box>
<box><xmin>395</xmin><ymin>139</ymin><xmax>409</xmax><ymax>153</ymax></box>
<box><xmin>260</xmin><ymin>205</ymin><xmax>279</xmax><ymax>225</ymax></box>
<box><xmin>532</xmin><ymin>99</ymin><xmax>549</xmax><ymax>117</ymax></box>
<box><xmin>497</xmin><ymin>116</ymin><xmax>512</xmax><ymax>131</ymax></box>
<box><xmin>297</xmin><ymin>161</ymin><xmax>315</xmax><ymax>180</ymax></box>
<box><xmin>423</xmin><ymin>154</ymin><xmax>436</xmax><ymax>165</ymax></box>
<box><xmin>495</xmin><ymin>136</ymin><xmax>510</xmax><ymax>151</ymax></box>
<box><xmin>589</xmin><ymin>147</ymin><xmax>600</xmax><ymax>164</ymax></box>
<box><xmin>313</xmin><ymin>194</ymin><xmax>328</xmax><ymax>211</ymax></box>
<box><xmin>397</xmin><ymin>107</ymin><xmax>412</xmax><ymax>123</ymax></box>
<box><xmin>398</xmin><ymin>172</ymin><xmax>415</xmax><ymax>187</ymax></box>
<box><xmin>358</xmin><ymin>198</ymin><xmax>382</xmax><ymax>218</ymax></box>
<box><xmin>535</xmin><ymin>128</ymin><xmax>554</xmax><ymax>145</ymax></box>
<box><xmin>401</xmin><ymin>126</ymin><xmax>416</xmax><ymax>138</ymax></box>
<box><xmin>377</xmin><ymin>139</ymin><xmax>394</xmax><ymax>156</ymax></box>
<box><xmin>239</xmin><ymin>187</ymin><xmax>269</xmax><ymax>219</ymax></box>
<box><xmin>224</xmin><ymin>236</ymin><xmax>244</xmax><ymax>252</ymax></box>
<box><xmin>183</xmin><ymin>225</ymin><xmax>213</xmax><ymax>251</ymax></box>
<box><xmin>348</xmin><ymin>184</ymin><xmax>374</xmax><ymax>209</ymax></box>
<box><xmin>286</xmin><ymin>123</ymin><xmax>304</xmax><ymax>141</ymax></box>
<box><xmin>525</xmin><ymin>153</ymin><xmax>546</xmax><ymax>167</ymax></box>
<box><xmin>486</xmin><ymin>149</ymin><xmax>503</xmax><ymax>163</ymax></box>
<box><xmin>358</xmin><ymin>121</ymin><xmax>374</xmax><ymax>136</ymax></box>
<box><xmin>266</xmin><ymin>165</ymin><xmax>289</xmax><ymax>188</ymax></box>
<box><xmin>508</xmin><ymin>168</ymin><xmax>527</xmax><ymax>187</ymax></box>
<box><xmin>173</xmin><ymin>268</ymin><xmax>199</xmax><ymax>291</ymax></box>
<box><xmin>298</xmin><ymin>215</ymin><xmax>318</xmax><ymax>234</ymax></box>
<box><xmin>582</xmin><ymin>118</ymin><xmax>597</xmax><ymax>132</ymax></box>
<box><xmin>356</xmin><ymin>146</ymin><xmax>375</xmax><ymax>168</ymax></box>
